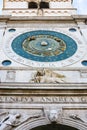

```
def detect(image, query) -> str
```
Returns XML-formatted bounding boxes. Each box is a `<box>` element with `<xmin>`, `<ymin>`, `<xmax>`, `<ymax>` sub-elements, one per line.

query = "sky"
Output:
<box><xmin>0</xmin><ymin>0</ymin><xmax>87</xmax><ymax>15</ymax></box>
<box><xmin>73</xmin><ymin>0</ymin><xmax>87</xmax><ymax>14</ymax></box>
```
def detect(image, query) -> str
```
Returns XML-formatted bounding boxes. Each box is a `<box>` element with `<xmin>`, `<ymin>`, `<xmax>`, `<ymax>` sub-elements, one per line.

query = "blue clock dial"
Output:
<box><xmin>12</xmin><ymin>30</ymin><xmax>77</xmax><ymax>62</ymax></box>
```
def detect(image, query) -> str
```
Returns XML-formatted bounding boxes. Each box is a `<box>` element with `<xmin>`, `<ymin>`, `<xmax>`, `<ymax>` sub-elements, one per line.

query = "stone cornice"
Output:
<box><xmin>6</xmin><ymin>0</ymin><xmax>72</xmax><ymax>2</ymax></box>
<box><xmin>0</xmin><ymin>82</ymin><xmax>87</xmax><ymax>91</ymax></box>
<box><xmin>2</xmin><ymin>8</ymin><xmax>77</xmax><ymax>10</ymax></box>
<box><xmin>0</xmin><ymin>15</ymin><xmax>87</xmax><ymax>23</ymax></box>
<box><xmin>0</xmin><ymin>66</ymin><xmax>87</xmax><ymax>71</ymax></box>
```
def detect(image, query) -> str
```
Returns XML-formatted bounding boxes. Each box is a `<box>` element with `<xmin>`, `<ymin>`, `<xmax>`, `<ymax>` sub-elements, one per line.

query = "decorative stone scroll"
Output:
<box><xmin>69</xmin><ymin>114</ymin><xmax>87</xmax><ymax>123</ymax></box>
<box><xmin>0</xmin><ymin>112</ymin><xmax>42</xmax><ymax>130</ymax></box>
<box><xmin>0</xmin><ymin>113</ymin><xmax>21</xmax><ymax>130</ymax></box>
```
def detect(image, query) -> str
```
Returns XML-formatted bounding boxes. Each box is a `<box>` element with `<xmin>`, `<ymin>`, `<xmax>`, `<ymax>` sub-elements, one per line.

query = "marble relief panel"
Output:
<box><xmin>0</xmin><ymin>69</ymin><xmax>87</xmax><ymax>83</ymax></box>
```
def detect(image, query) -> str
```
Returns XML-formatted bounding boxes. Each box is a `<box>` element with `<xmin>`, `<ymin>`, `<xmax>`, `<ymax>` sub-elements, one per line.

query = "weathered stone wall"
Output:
<box><xmin>2</xmin><ymin>0</ymin><xmax>76</xmax><ymax>16</ymax></box>
<box><xmin>0</xmin><ymin>15</ymin><xmax>87</xmax><ymax>130</ymax></box>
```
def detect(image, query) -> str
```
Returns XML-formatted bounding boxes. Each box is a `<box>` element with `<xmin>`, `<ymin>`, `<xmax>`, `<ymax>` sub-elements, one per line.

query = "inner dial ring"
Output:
<box><xmin>22</xmin><ymin>35</ymin><xmax>66</xmax><ymax>57</ymax></box>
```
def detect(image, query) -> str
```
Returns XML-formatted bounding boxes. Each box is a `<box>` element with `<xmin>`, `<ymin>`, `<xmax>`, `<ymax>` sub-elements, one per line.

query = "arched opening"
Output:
<box><xmin>28</xmin><ymin>2</ymin><xmax>38</xmax><ymax>9</ymax></box>
<box><xmin>31</xmin><ymin>124</ymin><xmax>78</xmax><ymax>130</ymax></box>
<box><xmin>39</xmin><ymin>2</ymin><xmax>49</xmax><ymax>9</ymax></box>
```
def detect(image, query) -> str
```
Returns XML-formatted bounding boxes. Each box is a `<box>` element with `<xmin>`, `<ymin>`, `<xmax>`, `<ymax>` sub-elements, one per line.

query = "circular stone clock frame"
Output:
<box><xmin>4</xmin><ymin>30</ymin><xmax>86</xmax><ymax>68</ymax></box>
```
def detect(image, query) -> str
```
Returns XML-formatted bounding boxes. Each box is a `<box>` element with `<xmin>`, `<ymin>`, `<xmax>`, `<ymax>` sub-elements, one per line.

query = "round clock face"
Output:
<box><xmin>4</xmin><ymin>30</ymin><xmax>86</xmax><ymax>68</ymax></box>
<box><xmin>12</xmin><ymin>30</ymin><xmax>77</xmax><ymax>62</ymax></box>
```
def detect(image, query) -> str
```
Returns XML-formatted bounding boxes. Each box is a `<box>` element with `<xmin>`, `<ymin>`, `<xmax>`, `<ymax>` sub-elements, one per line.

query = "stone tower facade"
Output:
<box><xmin>3</xmin><ymin>0</ymin><xmax>76</xmax><ymax>16</ymax></box>
<box><xmin>0</xmin><ymin>0</ymin><xmax>87</xmax><ymax>130</ymax></box>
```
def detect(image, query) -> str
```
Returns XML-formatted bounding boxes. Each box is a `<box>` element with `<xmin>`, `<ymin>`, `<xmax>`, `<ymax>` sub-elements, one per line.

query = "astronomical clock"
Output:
<box><xmin>1</xmin><ymin>1</ymin><xmax>87</xmax><ymax>130</ymax></box>
<box><xmin>3</xmin><ymin>29</ymin><xmax>86</xmax><ymax>68</ymax></box>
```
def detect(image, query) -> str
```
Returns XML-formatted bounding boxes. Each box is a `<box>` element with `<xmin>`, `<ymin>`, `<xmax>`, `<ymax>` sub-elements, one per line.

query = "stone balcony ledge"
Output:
<box><xmin>0</xmin><ymin>15</ymin><xmax>87</xmax><ymax>22</ymax></box>
<box><xmin>0</xmin><ymin>82</ymin><xmax>87</xmax><ymax>90</ymax></box>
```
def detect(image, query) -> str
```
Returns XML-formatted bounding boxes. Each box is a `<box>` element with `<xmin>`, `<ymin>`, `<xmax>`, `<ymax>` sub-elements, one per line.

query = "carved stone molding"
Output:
<box><xmin>0</xmin><ymin>111</ymin><xmax>43</xmax><ymax>130</ymax></box>
<box><xmin>0</xmin><ymin>108</ymin><xmax>87</xmax><ymax>130</ymax></box>
<box><xmin>69</xmin><ymin>114</ymin><xmax>87</xmax><ymax>123</ymax></box>
<box><xmin>15</xmin><ymin>115</ymin><xmax>87</xmax><ymax>130</ymax></box>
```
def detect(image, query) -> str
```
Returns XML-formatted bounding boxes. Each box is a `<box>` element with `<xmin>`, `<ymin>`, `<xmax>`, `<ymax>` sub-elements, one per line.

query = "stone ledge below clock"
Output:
<box><xmin>0</xmin><ymin>15</ymin><xmax>87</xmax><ymax>21</ymax></box>
<box><xmin>0</xmin><ymin>83</ymin><xmax>87</xmax><ymax>90</ymax></box>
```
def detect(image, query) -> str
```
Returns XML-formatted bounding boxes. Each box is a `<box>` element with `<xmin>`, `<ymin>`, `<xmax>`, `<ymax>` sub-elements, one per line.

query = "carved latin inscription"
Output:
<box><xmin>0</xmin><ymin>96</ymin><xmax>87</xmax><ymax>103</ymax></box>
